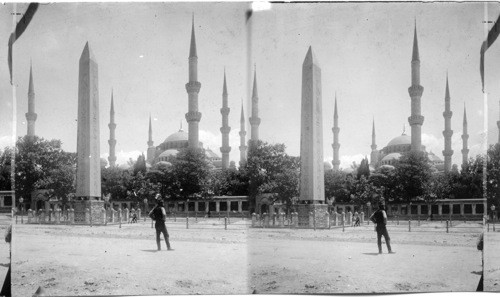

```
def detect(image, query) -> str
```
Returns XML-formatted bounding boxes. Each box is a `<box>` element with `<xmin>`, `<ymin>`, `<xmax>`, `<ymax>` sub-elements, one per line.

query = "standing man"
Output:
<box><xmin>370</xmin><ymin>202</ymin><xmax>393</xmax><ymax>254</ymax></box>
<box><xmin>149</xmin><ymin>194</ymin><xmax>173</xmax><ymax>251</ymax></box>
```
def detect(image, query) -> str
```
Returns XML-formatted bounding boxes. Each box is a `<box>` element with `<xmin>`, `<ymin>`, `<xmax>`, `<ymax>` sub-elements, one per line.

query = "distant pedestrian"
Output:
<box><xmin>149</xmin><ymin>196</ymin><xmax>173</xmax><ymax>251</ymax></box>
<box><xmin>370</xmin><ymin>204</ymin><xmax>393</xmax><ymax>254</ymax></box>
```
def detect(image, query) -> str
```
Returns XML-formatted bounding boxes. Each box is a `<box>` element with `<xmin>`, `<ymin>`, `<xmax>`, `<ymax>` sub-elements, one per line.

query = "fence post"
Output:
<box><xmin>488</xmin><ymin>222</ymin><xmax>490</xmax><ymax>232</ymax></box>
<box><xmin>408</xmin><ymin>219</ymin><xmax>411</xmax><ymax>232</ymax></box>
<box><xmin>224</xmin><ymin>217</ymin><xmax>227</xmax><ymax>230</ymax></box>
<box><xmin>397</xmin><ymin>215</ymin><xmax>399</xmax><ymax>225</ymax></box>
<box><xmin>446</xmin><ymin>220</ymin><xmax>449</xmax><ymax>233</ymax></box>
<box><xmin>119</xmin><ymin>210</ymin><xmax>122</xmax><ymax>229</ymax></box>
<box><xmin>186</xmin><ymin>217</ymin><xmax>189</xmax><ymax>229</ymax></box>
<box><xmin>342</xmin><ymin>220</ymin><xmax>345</xmax><ymax>232</ymax></box>
<box><xmin>313</xmin><ymin>212</ymin><xmax>316</xmax><ymax>231</ymax></box>
<box><xmin>174</xmin><ymin>212</ymin><xmax>177</xmax><ymax>222</ymax></box>
<box><xmin>494</xmin><ymin>222</ymin><xmax>496</xmax><ymax>232</ymax></box>
<box><xmin>417</xmin><ymin>216</ymin><xmax>420</xmax><ymax>226</ymax></box>
<box><xmin>218</xmin><ymin>212</ymin><xmax>221</xmax><ymax>220</ymax></box>
<box><xmin>195</xmin><ymin>212</ymin><xmax>198</xmax><ymax>222</ymax></box>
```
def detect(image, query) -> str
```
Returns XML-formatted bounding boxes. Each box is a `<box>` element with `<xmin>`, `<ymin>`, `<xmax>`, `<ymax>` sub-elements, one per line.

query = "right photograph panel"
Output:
<box><xmin>245</xmin><ymin>2</ymin><xmax>499</xmax><ymax>293</ymax></box>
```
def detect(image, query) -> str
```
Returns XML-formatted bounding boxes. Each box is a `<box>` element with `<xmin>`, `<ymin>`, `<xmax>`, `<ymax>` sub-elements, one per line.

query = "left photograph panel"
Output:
<box><xmin>2</xmin><ymin>3</ymin><xmax>251</xmax><ymax>296</ymax></box>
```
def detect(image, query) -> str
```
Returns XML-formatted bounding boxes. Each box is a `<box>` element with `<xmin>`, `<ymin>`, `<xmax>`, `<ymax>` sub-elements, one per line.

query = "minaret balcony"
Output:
<box><xmin>461</xmin><ymin>149</ymin><xmax>469</xmax><ymax>154</ymax></box>
<box><xmin>332</xmin><ymin>143</ymin><xmax>340</xmax><ymax>150</ymax></box>
<box><xmin>461</xmin><ymin>134</ymin><xmax>469</xmax><ymax>141</ymax></box>
<box><xmin>332</xmin><ymin>127</ymin><xmax>340</xmax><ymax>133</ymax></box>
<box><xmin>239</xmin><ymin>145</ymin><xmax>248</xmax><ymax>150</ymax></box>
<box><xmin>442</xmin><ymin>150</ymin><xmax>454</xmax><ymax>157</ymax></box>
<box><xmin>408</xmin><ymin>85</ymin><xmax>424</xmax><ymax>97</ymax></box>
<box><xmin>408</xmin><ymin>115</ymin><xmax>424</xmax><ymax>125</ymax></box>
<box><xmin>185</xmin><ymin>111</ymin><xmax>202</xmax><ymax>122</ymax></box>
<box><xmin>239</xmin><ymin>131</ymin><xmax>247</xmax><ymax>137</ymax></box>
<box><xmin>220</xmin><ymin>107</ymin><xmax>230</xmax><ymax>116</ymax></box>
<box><xmin>332</xmin><ymin>160</ymin><xmax>340</xmax><ymax>165</ymax></box>
<box><xmin>220</xmin><ymin>147</ymin><xmax>232</xmax><ymax>154</ymax></box>
<box><xmin>108</xmin><ymin>123</ymin><xmax>116</xmax><ymax>129</ymax></box>
<box><xmin>108</xmin><ymin>139</ymin><xmax>116</xmax><ymax>146</ymax></box>
<box><xmin>25</xmin><ymin>112</ymin><xmax>37</xmax><ymax>121</ymax></box>
<box><xmin>220</xmin><ymin>126</ymin><xmax>231</xmax><ymax>134</ymax></box>
<box><xmin>443</xmin><ymin>111</ymin><xmax>453</xmax><ymax>118</ymax></box>
<box><xmin>185</xmin><ymin>81</ymin><xmax>201</xmax><ymax>93</ymax></box>
<box><xmin>249</xmin><ymin>117</ymin><xmax>261</xmax><ymax>126</ymax></box>
<box><xmin>442</xmin><ymin>130</ymin><xmax>453</xmax><ymax>138</ymax></box>
<box><xmin>371</xmin><ymin>145</ymin><xmax>377</xmax><ymax>150</ymax></box>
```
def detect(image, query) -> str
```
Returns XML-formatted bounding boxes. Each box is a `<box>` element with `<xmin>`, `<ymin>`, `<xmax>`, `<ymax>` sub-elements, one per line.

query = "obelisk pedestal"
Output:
<box><xmin>296</xmin><ymin>46</ymin><xmax>328</xmax><ymax>228</ymax></box>
<box><xmin>74</xmin><ymin>42</ymin><xmax>104</xmax><ymax>223</ymax></box>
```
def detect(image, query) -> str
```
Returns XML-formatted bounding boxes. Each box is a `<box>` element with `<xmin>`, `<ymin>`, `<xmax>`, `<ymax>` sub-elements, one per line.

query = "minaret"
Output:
<box><xmin>249</xmin><ymin>66</ymin><xmax>261</xmax><ymax>146</ymax></box>
<box><xmin>461</xmin><ymin>104</ymin><xmax>469</xmax><ymax>169</ymax></box>
<box><xmin>220</xmin><ymin>70</ymin><xmax>231</xmax><ymax>169</ymax></box>
<box><xmin>332</xmin><ymin>95</ymin><xmax>340</xmax><ymax>170</ymax></box>
<box><xmin>408</xmin><ymin>22</ymin><xmax>425</xmax><ymax>152</ymax></box>
<box><xmin>497</xmin><ymin>101</ymin><xmax>500</xmax><ymax>144</ymax></box>
<box><xmin>239</xmin><ymin>103</ymin><xmax>247</xmax><ymax>167</ymax></box>
<box><xmin>25</xmin><ymin>62</ymin><xmax>37</xmax><ymax>138</ymax></box>
<box><xmin>147</xmin><ymin>115</ymin><xmax>155</xmax><ymax>164</ymax></box>
<box><xmin>370</xmin><ymin>118</ymin><xmax>378</xmax><ymax>167</ymax></box>
<box><xmin>107</xmin><ymin>91</ymin><xmax>117</xmax><ymax>167</ymax></box>
<box><xmin>185</xmin><ymin>16</ymin><xmax>202</xmax><ymax>148</ymax></box>
<box><xmin>442</xmin><ymin>75</ymin><xmax>453</xmax><ymax>173</ymax></box>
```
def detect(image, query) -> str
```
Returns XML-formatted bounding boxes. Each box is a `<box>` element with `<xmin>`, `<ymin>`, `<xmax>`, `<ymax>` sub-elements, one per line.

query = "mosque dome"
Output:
<box><xmin>427</xmin><ymin>151</ymin><xmax>443</xmax><ymax>163</ymax></box>
<box><xmin>386</xmin><ymin>134</ymin><xmax>411</xmax><ymax>147</ymax></box>
<box><xmin>380</xmin><ymin>152</ymin><xmax>402</xmax><ymax>163</ymax></box>
<box><xmin>324</xmin><ymin>161</ymin><xmax>333</xmax><ymax>171</ymax></box>
<box><xmin>163</xmin><ymin>129</ymin><xmax>188</xmax><ymax>144</ymax></box>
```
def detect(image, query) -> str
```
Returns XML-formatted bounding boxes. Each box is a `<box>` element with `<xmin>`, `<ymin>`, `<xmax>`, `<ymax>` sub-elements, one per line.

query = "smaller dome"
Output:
<box><xmin>159</xmin><ymin>149</ymin><xmax>178</xmax><ymax>159</ymax></box>
<box><xmin>163</xmin><ymin>129</ymin><xmax>188</xmax><ymax>143</ymax></box>
<box><xmin>118</xmin><ymin>163</ymin><xmax>130</xmax><ymax>170</ymax></box>
<box><xmin>155</xmin><ymin>161</ymin><xmax>172</xmax><ymax>169</ymax></box>
<box><xmin>427</xmin><ymin>151</ymin><xmax>443</xmax><ymax>163</ymax></box>
<box><xmin>324</xmin><ymin>161</ymin><xmax>333</xmax><ymax>170</ymax></box>
<box><xmin>386</xmin><ymin>134</ymin><xmax>411</xmax><ymax>147</ymax></box>
<box><xmin>379</xmin><ymin>164</ymin><xmax>395</xmax><ymax>170</ymax></box>
<box><xmin>205</xmin><ymin>148</ymin><xmax>220</xmax><ymax>159</ymax></box>
<box><xmin>343</xmin><ymin>167</ymin><xmax>355</xmax><ymax>174</ymax></box>
<box><xmin>381</xmin><ymin>152</ymin><xmax>402</xmax><ymax>162</ymax></box>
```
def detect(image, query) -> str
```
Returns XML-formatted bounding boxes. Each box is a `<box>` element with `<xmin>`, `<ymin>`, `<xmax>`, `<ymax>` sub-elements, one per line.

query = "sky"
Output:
<box><xmin>1</xmin><ymin>2</ymin><xmax>500</xmax><ymax>169</ymax></box>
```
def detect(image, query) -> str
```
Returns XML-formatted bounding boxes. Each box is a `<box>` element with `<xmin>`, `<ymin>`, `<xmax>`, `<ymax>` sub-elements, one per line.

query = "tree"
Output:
<box><xmin>209</xmin><ymin>168</ymin><xmax>249</xmax><ymax>196</ymax></box>
<box><xmin>244</xmin><ymin>141</ymin><xmax>300</xmax><ymax>212</ymax></box>
<box><xmin>356</xmin><ymin>157</ymin><xmax>370</xmax><ymax>180</ymax></box>
<box><xmin>369</xmin><ymin>165</ymin><xmax>398</xmax><ymax>202</ymax></box>
<box><xmin>15</xmin><ymin>136</ymin><xmax>76</xmax><ymax>205</ymax></box>
<box><xmin>133</xmin><ymin>153</ymin><xmax>147</xmax><ymax>176</ymax></box>
<box><xmin>169</xmin><ymin>147</ymin><xmax>212</xmax><ymax>199</ymax></box>
<box><xmin>0</xmin><ymin>147</ymin><xmax>13</xmax><ymax>191</ymax></box>
<box><xmin>102</xmin><ymin>166</ymin><xmax>131</xmax><ymax>201</ymax></box>
<box><xmin>487</xmin><ymin>144</ymin><xmax>500</xmax><ymax>206</ymax></box>
<box><xmin>324</xmin><ymin>170</ymin><xmax>352</xmax><ymax>203</ymax></box>
<box><xmin>393</xmin><ymin>151</ymin><xmax>432</xmax><ymax>205</ymax></box>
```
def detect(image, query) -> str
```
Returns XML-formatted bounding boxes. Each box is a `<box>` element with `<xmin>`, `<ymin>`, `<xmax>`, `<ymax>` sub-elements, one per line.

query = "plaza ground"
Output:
<box><xmin>485</xmin><ymin>227</ymin><xmax>500</xmax><ymax>291</ymax></box>
<box><xmin>0</xmin><ymin>214</ymin><xmax>11</xmax><ymax>292</ymax></box>
<box><xmin>12</xmin><ymin>218</ymin><xmax>483</xmax><ymax>295</ymax></box>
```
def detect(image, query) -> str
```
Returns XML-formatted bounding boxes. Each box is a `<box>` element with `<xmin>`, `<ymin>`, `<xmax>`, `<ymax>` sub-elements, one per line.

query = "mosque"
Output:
<box><xmin>331</xmin><ymin>24</ymin><xmax>465</xmax><ymax>174</ymax></box>
<box><xmin>23</xmin><ymin>19</ymin><xmax>497</xmax><ymax>177</ymax></box>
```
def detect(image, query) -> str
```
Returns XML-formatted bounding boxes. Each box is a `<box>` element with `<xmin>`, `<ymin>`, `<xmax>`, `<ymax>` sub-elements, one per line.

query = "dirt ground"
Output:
<box><xmin>12</xmin><ymin>218</ymin><xmax>483</xmax><ymax>296</ymax></box>
<box><xmin>485</xmin><ymin>230</ymin><xmax>500</xmax><ymax>291</ymax></box>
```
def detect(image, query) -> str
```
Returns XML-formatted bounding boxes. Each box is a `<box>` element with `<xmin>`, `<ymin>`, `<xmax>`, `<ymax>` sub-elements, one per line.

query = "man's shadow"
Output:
<box><xmin>362</xmin><ymin>253</ymin><xmax>380</xmax><ymax>256</ymax></box>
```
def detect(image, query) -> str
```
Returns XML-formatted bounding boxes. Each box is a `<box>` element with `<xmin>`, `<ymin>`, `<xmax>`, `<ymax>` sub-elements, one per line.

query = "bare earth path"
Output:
<box><xmin>485</xmin><ymin>230</ymin><xmax>500</xmax><ymax>291</ymax></box>
<box><xmin>12</xmin><ymin>219</ymin><xmax>482</xmax><ymax>296</ymax></box>
<box><xmin>13</xmin><ymin>218</ymin><xmax>249</xmax><ymax>296</ymax></box>
<box><xmin>249</xmin><ymin>222</ymin><xmax>483</xmax><ymax>293</ymax></box>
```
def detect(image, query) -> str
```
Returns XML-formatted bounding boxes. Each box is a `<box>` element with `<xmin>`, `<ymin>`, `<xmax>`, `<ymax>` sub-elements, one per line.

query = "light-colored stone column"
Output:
<box><xmin>85</xmin><ymin>208</ymin><xmax>90</xmax><ymax>224</ymax></box>
<box><xmin>438</xmin><ymin>205</ymin><xmax>442</xmax><ymax>215</ymax></box>
<box><xmin>472</xmin><ymin>204</ymin><xmax>477</xmax><ymax>215</ymax></box>
<box><xmin>238</xmin><ymin>201</ymin><xmax>242</xmax><ymax>212</ymax></box>
<box><xmin>347</xmin><ymin>211</ymin><xmax>352</xmax><ymax>226</ymax></box>
<box><xmin>216</xmin><ymin>202</ymin><xmax>220</xmax><ymax>213</ymax></box>
<box><xmin>460</xmin><ymin>204</ymin><xmax>464</xmax><ymax>215</ymax></box>
<box><xmin>252</xmin><ymin>213</ymin><xmax>256</xmax><ymax>227</ymax></box>
<box><xmin>360</xmin><ymin>212</ymin><xmax>365</xmax><ymax>224</ymax></box>
<box><xmin>417</xmin><ymin>205</ymin><xmax>421</xmax><ymax>216</ymax></box>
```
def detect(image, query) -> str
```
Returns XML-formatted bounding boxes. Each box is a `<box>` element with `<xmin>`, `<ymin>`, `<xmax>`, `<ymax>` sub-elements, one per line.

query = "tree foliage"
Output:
<box><xmin>0</xmin><ymin>147</ymin><xmax>13</xmax><ymax>191</ymax></box>
<box><xmin>393</xmin><ymin>151</ymin><xmax>432</xmax><ymax>204</ymax></box>
<box><xmin>15</xmin><ymin>136</ymin><xmax>76</xmax><ymax>205</ymax></box>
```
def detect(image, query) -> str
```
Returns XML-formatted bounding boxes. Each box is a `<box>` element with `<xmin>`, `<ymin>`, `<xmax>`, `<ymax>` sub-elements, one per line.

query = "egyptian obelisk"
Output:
<box><xmin>75</xmin><ymin>42</ymin><xmax>102</xmax><ymax>223</ymax></box>
<box><xmin>297</xmin><ymin>46</ymin><xmax>327</xmax><ymax>228</ymax></box>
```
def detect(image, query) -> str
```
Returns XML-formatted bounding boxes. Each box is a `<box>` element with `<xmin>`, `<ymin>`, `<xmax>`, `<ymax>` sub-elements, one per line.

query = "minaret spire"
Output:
<box><xmin>26</xmin><ymin>61</ymin><xmax>37</xmax><ymax>138</ymax></box>
<box><xmin>220</xmin><ymin>70</ymin><xmax>231</xmax><ymax>169</ymax></box>
<box><xmin>332</xmin><ymin>94</ymin><xmax>340</xmax><ymax>170</ymax></box>
<box><xmin>408</xmin><ymin>22</ymin><xmax>424</xmax><ymax>152</ymax></box>
<box><xmin>107</xmin><ymin>90</ymin><xmax>117</xmax><ymax>167</ymax></box>
<box><xmin>239</xmin><ymin>102</ymin><xmax>247</xmax><ymax>167</ymax></box>
<box><xmin>147</xmin><ymin>114</ymin><xmax>155</xmax><ymax>164</ymax></box>
<box><xmin>185</xmin><ymin>15</ymin><xmax>202</xmax><ymax>148</ymax></box>
<box><xmin>442</xmin><ymin>74</ymin><xmax>453</xmax><ymax>173</ymax></box>
<box><xmin>461</xmin><ymin>104</ymin><xmax>469</xmax><ymax>170</ymax></box>
<box><xmin>249</xmin><ymin>65</ymin><xmax>261</xmax><ymax>146</ymax></box>
<box><xmin>370</xmin><ymin>117</ymin><xmax>378</xmax><ymax>167</ymax></box>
